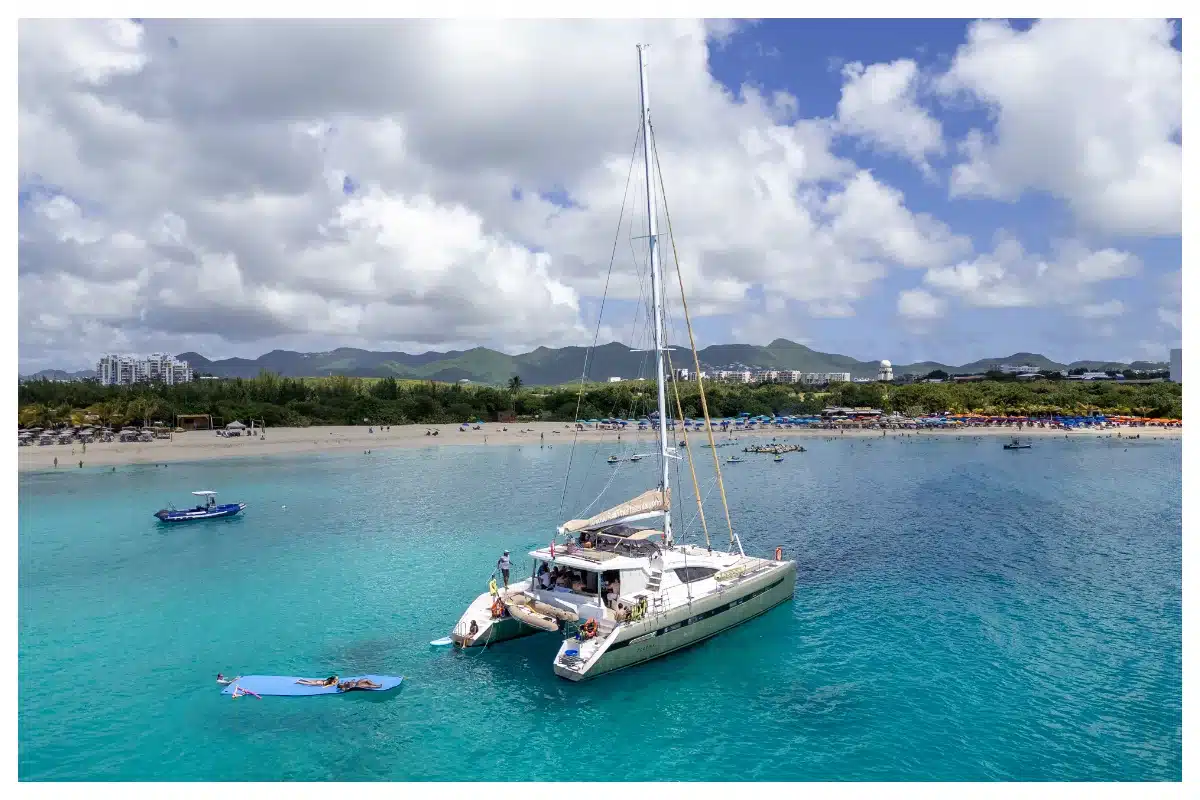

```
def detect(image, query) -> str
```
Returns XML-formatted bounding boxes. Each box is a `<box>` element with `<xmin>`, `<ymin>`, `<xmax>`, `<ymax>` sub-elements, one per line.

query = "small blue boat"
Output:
<box><xmin>155</xmin><ymin>490</ymin><xmax>246</xmax><ymax>523</ymax></box>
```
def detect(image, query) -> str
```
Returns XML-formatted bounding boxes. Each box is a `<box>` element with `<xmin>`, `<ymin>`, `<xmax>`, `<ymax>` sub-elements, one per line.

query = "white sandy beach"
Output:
<box><xmin>16</xmin><ymin>420</ymin><xmax>1180</xmax><ymax>472</ymax></box>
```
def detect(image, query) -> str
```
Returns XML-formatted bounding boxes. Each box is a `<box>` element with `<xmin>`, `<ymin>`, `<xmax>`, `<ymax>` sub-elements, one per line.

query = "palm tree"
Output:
<box><xmin>98</xmin><ymin>400</ymin><xmax>127</xmax><ymax>429</ymax></box>
<box><xmin>508</xmin><ymin>375</ymin><xmax>523</xmax><ymax>392</ymax></box>
<box><xmin>18</xmin><ymin>404</ymin><xmax>48</xmax><ymax>428</ymax></box>
<box><xmin>49</xmin><ymin>405</ymin><xmax>70</xmax><ymax>428</ymax></box>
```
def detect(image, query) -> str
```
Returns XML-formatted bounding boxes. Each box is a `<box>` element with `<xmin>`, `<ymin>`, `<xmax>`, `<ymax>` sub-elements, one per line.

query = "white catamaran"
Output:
<box><xmin>448</xmin><ymin>45</ymin><xmax>797</xmax><ymax>681</ymax></box>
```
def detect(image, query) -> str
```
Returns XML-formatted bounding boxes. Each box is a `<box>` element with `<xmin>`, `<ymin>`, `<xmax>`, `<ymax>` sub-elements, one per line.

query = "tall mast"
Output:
<box><xmin>638</xmin><ymin>44</ymin><xmax>672</xmax><ymax>546</ymax></box>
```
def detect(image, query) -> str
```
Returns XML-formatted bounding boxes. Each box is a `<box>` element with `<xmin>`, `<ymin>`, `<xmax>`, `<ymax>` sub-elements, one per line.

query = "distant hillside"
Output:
<box><xmin>168</xmin><ymin>341</ymin><xmax>1167</xmax><ymax>385</ymax></box>
<box><xmin>955</xmin><ymin>352</ymin><xmax>1063</xmax><ymax>373</ymax></box>
<box><xmin>21</xmin><ymin>368</ymin><xmax>96</xmax><ymax>381</ymax></box>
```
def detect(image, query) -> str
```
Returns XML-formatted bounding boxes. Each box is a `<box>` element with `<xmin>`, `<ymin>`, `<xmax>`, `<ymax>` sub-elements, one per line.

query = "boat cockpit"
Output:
<box><xmin>524</xmin><ymin>526</ymin><xmax>680</xmax><ymax>623</ymax></box>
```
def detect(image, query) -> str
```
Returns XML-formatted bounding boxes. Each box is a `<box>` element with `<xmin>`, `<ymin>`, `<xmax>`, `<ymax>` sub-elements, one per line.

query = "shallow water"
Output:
<box><xmin>18</xmin><ymin>435</ymin><xmax>1182</xmax><ymax>780</ymax></box>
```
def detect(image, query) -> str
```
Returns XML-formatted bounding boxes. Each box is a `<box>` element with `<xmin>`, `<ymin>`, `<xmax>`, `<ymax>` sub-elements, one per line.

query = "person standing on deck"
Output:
<box><xmin>497</xmin><ymin>550</ymin><xmax>512</xmax><ymax>589</ymax></box>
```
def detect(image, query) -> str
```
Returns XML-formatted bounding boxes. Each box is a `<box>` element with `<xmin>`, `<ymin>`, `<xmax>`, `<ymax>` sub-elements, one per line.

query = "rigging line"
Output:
<box><xmin>664</xmin><ymin>345</ymin><xmax>711</xmax><ymax>549</ymax></box>
<box><xmin>559</xmin><ymin>117</ymin><xmax>643</xmax><ymax>516</ymax></box>
<box><xmin>682</xmin><ymin>475</ymin><xmax>721</xmax><ymax>537</ymax></box>
<box><xmin>649</xmin><ymin>119</ymin><xmax>737</xmax><ymax>549</ymax></box>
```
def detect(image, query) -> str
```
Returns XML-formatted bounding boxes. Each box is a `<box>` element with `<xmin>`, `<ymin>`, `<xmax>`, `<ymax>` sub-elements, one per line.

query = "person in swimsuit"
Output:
<box><xmin>296</xmin><ymin>675</ymin><xmax>339</xmax><ymax>686</ymax></box>
<box><xmin>337</xmin><ymin>678</ymin><xmax>382</xmax><ymax>692</ymax></box>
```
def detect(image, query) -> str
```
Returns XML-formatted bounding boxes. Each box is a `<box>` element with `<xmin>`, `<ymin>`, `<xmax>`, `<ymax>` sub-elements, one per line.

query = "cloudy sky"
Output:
<box><xmin>18</xmin><ymin>18</ymin><xmax>1182</xmax><ymax>372</ymax></box>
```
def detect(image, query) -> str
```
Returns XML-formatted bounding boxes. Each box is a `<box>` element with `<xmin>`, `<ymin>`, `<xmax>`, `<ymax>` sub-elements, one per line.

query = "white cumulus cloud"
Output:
<box><xmin>896</xmin><ymin>288</ymin><xmax>945</xmax><ymax>320</ymax></box>
<box><xmin>1075</xmin><ymin>300</ymin><xmax>1125</xmax><ymax>319</ymax></box>
<box><xmin>938</xmin><ymin>18</ymin><xmax>1181</xmax><ymax>236</ymax></box>
<box><xmin>837</xmin><ymin>58</ymin><xmax>943</xmax><ymax>172</ymax></box>
<box><xmin>18</xmin><ymin>19</ymin><xmax>975</xmax><ymax>371</ymax></box>
<box><xmin>922</xmin><ymin>234</ymin><xmax>1140</xmax><ymax>309</ymax></box>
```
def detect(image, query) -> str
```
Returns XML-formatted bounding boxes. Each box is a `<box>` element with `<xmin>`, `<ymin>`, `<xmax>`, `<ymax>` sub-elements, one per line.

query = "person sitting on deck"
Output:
<box><xmin>537</xmin><ymin>564</ymin><xmax>552</xmax><ymax>590</ymax></box>
<box><xmin>296</xmin><ymin>676</ymin><xmax>339</xmax><ymax>686</ymax></box>
<box><xmin>337</xmin><ymin>678</ymin><xmax>382</xmax><ymax>692</ymax></box>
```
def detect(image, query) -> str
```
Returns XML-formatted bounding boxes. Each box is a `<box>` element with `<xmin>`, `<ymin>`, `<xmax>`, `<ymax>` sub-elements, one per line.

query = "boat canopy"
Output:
<box><xmin>560</xmin><ymin>489</ymin><xmax>670</xmax><ymax>534</ymax></box>
<box><xmin>192</xmin><ymin>490</ymin><xmax>217</xmax><ymax>496</ymax></box>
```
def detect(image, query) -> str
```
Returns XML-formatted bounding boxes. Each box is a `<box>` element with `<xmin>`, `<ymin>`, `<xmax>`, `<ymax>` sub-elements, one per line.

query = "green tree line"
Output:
<box><xmin>17</xmin><ymin>373</ymin><xmax>1183</xmax><ymax>429</ymax></box>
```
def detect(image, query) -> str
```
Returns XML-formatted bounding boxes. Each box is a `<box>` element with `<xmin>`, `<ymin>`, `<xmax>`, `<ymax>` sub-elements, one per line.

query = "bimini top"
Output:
<box><xmin>559</xmin><ymin>489</ymin><xmax>670</xmax><ymax>534</ymax></box>
<box><xmin>191</xmin><ymin>490</ymin><xmax>218</xmax><ymax>496</ymax></box>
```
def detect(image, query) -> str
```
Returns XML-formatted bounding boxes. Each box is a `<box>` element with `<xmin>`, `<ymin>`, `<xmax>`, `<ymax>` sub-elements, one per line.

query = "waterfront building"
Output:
<box><xmin>997</xmin><ymin>364</ymin><xmax>1041</xmax><ymax>375</ymax></box>
<box><xmin>796</xmin><ymin>372</ymin><xmax>851</xmax><ymax>385</ymax></box>
<box><xmin>96</xmin><ymin>353</ymin><xmax>193</xmax><ymax>386</ymax></box>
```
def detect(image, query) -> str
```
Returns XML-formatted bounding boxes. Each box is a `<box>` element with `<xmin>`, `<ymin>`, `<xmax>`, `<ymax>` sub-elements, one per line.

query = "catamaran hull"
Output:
<box><xmin>553</xmin><ymin>560</ymin><xmax>797</xmax><ymax>681</ymax></box>
<box><xmin>452</xmin><ymin>614</ymin><xmax>540</xmax><ymax>648</ymax></box>
<box><xmin>449</xmin><ymin>583</ymin><xmax>544</xmax><ymax>648</ymax></box>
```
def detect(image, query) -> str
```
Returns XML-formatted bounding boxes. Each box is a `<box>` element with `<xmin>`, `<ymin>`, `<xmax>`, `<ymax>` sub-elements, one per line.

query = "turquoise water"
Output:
<box><xmin>19</xmin><ymin>435</ymin><xmax>1182</xmax><ymax>781</ymax></box>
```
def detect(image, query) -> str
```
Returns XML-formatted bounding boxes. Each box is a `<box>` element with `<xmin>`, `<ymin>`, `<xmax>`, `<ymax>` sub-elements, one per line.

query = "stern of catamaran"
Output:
<box><xmin>449</xmin><ymin>578</ymin><xmax>539</xmax><ymax>648</ymax></box>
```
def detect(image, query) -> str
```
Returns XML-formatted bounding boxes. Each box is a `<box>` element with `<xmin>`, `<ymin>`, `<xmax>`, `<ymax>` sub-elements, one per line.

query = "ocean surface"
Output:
<box><xmin>18</xmin><ymin>434</ymin><xmax>1182</xmax><ymax>781</ymax></box>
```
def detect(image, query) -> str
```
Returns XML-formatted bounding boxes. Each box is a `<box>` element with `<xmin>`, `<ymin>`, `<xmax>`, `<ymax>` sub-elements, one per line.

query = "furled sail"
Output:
<box><xmin>560</xmin><ymin>489</ymin><xmax>671</xmax><ymax>533</ymax></box>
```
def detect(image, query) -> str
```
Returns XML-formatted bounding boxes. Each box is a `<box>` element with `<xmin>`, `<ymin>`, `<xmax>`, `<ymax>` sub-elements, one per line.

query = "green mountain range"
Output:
<box><xmin>168</xmin><ymin>341</ymin><xmax>1168</xmax><ymax>385</ymax></box>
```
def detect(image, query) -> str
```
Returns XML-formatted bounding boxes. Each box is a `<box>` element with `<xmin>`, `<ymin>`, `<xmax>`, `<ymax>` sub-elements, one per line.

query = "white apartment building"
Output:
<box><xmin>997</xmin><ymin>364</ymin><xmax>1041</xmax><ymax>375</ymax></box>
<box><xmin>96</xmin><ymin>353</ymin><xmax>194</xmax><ymax>386</ymax></box>
<box><xmin>795</xmin><ymin>372</ymin><xmax>851</xmax><ymax>385</ymax></box>
<box><xmin>710</xmin><ymin>369</ymin><xmax>850</xmax><ymax>385</ymax></box>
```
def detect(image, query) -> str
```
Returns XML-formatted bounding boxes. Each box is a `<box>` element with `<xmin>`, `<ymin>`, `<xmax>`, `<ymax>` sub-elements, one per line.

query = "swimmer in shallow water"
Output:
<box><xmin>216</xmin><ymin>673</ymin><xmax>240</xmax><ymax>685</ymax></box>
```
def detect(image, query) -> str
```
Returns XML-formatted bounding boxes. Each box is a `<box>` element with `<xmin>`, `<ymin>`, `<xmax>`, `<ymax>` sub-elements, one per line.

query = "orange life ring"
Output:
<box><xmin>774</xmin><ymin>546</ymin><xmax>783</xmax><ymax>561</ymax></box>
<box><xmin>580</xmin><ymin>618</ymin><xmax>598</xmax><ymax>638</ymax></box>
<box><xmin>491</xmin><ymin>598</ymin><xmax>504</xmax><ymax>618</ymax></box>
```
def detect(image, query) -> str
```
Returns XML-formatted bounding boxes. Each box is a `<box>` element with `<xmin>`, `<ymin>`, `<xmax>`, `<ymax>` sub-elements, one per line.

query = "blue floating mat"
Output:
<box><xmin>221</xmin><ymin>675</ymin><xmax>403</xmax><ymax>696</ymax></box>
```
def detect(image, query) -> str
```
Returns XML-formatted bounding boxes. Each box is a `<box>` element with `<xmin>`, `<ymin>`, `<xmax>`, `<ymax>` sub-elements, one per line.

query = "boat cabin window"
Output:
<box><xmin>674</xmin><ymin>566</ymin><xmax>719</xmax><ymax>584</ymax></box>
<box><xmin>537</xmin><ymin>562</ymin><xmax>599</xmax><ymax>595</ymax></box>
